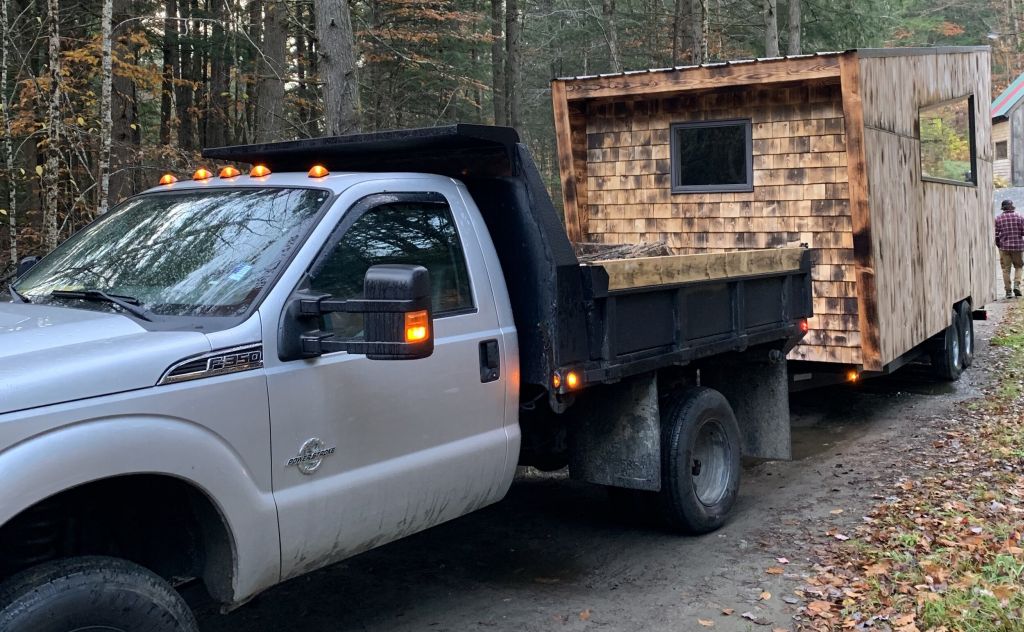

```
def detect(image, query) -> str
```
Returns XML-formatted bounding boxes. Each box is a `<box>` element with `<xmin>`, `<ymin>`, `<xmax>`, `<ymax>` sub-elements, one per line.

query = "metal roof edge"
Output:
<box><xmin>854</xmin><ymin>46</ymin><xmax>991</xmax><ymax>58</ymax></box>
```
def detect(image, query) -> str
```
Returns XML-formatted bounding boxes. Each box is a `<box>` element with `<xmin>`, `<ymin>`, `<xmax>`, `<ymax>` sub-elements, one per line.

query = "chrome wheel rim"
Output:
<box><xmin>691</xmin><ymin>418</ymin><xmax>731</xmax><ymax>506</ymax></box>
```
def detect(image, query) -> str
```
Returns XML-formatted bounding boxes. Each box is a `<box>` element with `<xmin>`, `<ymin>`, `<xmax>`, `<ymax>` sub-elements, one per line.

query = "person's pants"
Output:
<box><xmin>1001</xmin><ymin>250</ymin><xmax>1024</xmax><ymax>293</ymax></box>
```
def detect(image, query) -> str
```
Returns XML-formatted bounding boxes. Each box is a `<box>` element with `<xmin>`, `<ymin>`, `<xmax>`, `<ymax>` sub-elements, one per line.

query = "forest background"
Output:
<box><xmin>0</xmin><ymin>0</ymin><xmax>1019</xmax><ymax>272</ymax></box>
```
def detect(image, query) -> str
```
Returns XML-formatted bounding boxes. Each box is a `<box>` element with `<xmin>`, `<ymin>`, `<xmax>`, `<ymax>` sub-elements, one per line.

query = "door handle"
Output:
<box><xmin>479</xmin><ymin>339</ymin><xmax>500</xmax><ymax>383</ymax></box>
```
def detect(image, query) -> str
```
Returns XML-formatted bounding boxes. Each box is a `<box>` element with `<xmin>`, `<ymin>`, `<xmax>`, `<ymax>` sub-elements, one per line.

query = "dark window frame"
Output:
<box><xmin>670</xmin><ymin>119</ymin><xmax>754</xmax><ymax>194</ymax></box>
<box><xmin>306</xmin><ymin>191</ymin><xmax>477</xmax><ymax>322</ymax></box>
<box><xmin>917</xmin><ymin>94</ymin><xmax>977</xmax><ymax>188</ymax></box>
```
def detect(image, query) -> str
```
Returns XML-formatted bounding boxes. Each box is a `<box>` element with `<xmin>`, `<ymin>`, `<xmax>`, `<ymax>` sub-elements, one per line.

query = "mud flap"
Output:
<box><xmin>565</xmin><ymin>373</ymin><xmax>661</xmax><ymax>491</ymax></box>
<box><xmin>701</xmin><ymin>353</ymin><xmax>791</xmax><ymax>460</ymax></box>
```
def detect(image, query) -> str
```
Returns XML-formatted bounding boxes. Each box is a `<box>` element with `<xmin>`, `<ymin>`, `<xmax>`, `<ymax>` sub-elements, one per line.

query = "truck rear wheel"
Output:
<box><xmin>659</xmin><ymin>387</ymin><xmax>741</xmax><ymax>534</ymax></box>
<box><xmin>931</xmin><ymin>307</ymin><xmax>963</xmax><ymax>381</ymax></box>
<box><xmin>957</xmin><ymin>301</ymin><xmax>974</xmax><ymax>369</ymax></box>
<box><xmin>0</xmin><ymin>556</ymin><xmax>198</xmax><ymax>632</ymax></box>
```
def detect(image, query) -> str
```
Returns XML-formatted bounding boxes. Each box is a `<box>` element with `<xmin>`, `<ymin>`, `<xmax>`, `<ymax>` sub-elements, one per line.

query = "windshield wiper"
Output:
<box><xmin>7</xmin><ymin>284</ymin><xmax>29</xmax><ymax>303</ymax></box>
<box><xmin>50</xmin><ymin>289</ymin><xmax>153</xmax><ymax>322</ymax></box>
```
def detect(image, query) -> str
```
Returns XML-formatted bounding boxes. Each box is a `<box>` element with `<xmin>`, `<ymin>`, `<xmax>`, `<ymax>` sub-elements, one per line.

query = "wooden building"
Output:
<box><xmin>552</xmin><ymin>48</ymin><xmax>996</xmax><ymax>371</ymax></box>
<box><xmin>991</xmin><ymin>71</ymin><xmax>1024</xmax><ymax>186</ymax></box>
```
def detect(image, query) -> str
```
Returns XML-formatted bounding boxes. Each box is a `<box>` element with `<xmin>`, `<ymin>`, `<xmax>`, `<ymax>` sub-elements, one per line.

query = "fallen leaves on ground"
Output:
<box><xmin>795</xmin><ymin>305</ymin><xmax>1024</xmax><ymax>631</ymax></box>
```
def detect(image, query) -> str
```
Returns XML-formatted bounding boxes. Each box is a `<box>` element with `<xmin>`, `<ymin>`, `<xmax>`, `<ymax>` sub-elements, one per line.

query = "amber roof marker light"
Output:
<box><xmin>192</xmin><ymin>168</ymin><xmax>213</xmax><ymax>181</ymax></box>
<box><xmin>250</xmin><ymin>164</ymin><xmax>272</xmax><ymax>178</ymax></box>
<box><xmin>219</xmin><ymin>166</ymin><xmax>241</xmax><ymax>179</ymax></box>
<box><xmin>158</xmin><ymin>173</ymin><xmax>177</xmax><ymax>186</ymax></box>
<box><xmin>308</xmin><ymin>164</ymin><xmax>330</xmax><ymax>178</ymax></box>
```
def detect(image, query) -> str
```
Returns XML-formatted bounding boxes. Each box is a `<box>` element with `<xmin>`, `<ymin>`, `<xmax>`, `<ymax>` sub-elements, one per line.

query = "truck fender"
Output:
<box><xmin>0</xmin><ymin>416</ymin><xmax>280</xmax><ymax>604</ymax></box>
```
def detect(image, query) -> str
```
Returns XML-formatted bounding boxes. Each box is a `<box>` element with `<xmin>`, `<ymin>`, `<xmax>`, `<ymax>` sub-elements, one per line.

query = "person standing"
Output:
<box><xmin>996</xmin><ymin>199</ymin><xmax>1024</xmax><ymax>299</ymax></box>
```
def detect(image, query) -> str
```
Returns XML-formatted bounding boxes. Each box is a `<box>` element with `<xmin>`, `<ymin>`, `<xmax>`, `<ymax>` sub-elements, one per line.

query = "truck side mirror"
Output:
<box><xmin>15</xmin><ymin>256</ymin><xmax>40</xmax><ymax>278</ymax></box>
<box><xmin>283</xmin><ymin>264</ymin><xmax>434</xmax><ymax>361</ymax></box>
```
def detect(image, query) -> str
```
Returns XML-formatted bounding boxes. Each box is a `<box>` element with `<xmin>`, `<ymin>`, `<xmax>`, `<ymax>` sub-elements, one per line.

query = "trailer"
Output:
<box><xmin>551</xmin><ymin>47</ymin><xmax>997</xmax><ymax>385</ymax></box>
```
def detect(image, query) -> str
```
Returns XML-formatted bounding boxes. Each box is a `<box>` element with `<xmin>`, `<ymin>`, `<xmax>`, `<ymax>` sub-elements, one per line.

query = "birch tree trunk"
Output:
<box><xmin>1</xmin><ymin>0</ymin><xmax>16</xmax><ymax>264</ymax></box>
<box><xmin>490</xmin><ymin>0</ymin><xmax>505</xmax><ymax>126</ymax></box>
<box><xmin>787</xmin><ymin>0</ymin><xmax>800</xmax><ymax>55</ymax></box>
<box><xmin>601</xmin><ymin>0</ymin><xmax>622</xmax><ymax>73</ymax></box>
<box><xmin>315</xmin><ymin>0</ymin><xmax>359</xmax><ymax>136</ymax></box>
<box><xmin>97</xmin><ymin>0</ymin><xmax>112</xmax><ymax>216</ymax></box>
<box><xmin>43</xmin><ymin>0</ymin><xmax>61</xmax><ymax>250</ymax></box>
<box><xmin>256</xmin><ymin>0</ymin><xmax>286</xmax><ymax>141</ymax></box>
<box><xmin>764</xmin><ymin>0</ymin><xmax>779</xmax><ymax>57</ymax></box>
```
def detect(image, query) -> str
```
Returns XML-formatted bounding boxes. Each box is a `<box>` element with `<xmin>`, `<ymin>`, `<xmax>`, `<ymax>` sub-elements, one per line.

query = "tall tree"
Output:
<box><xmin>601</xmin><ymin>0</ymin><xmax>622</xmax><ymax>72</ymax></box>
<box><xmin>1</xmin><ymin>0</ymin><xmax>15</xmax><ymax>264</ymax></box>
<box><xmin>97</xmin><ymin>0</ymin><xmax>113</xmax><ymax>215</ymax></box>
<box><xmin>315</xmin><ymin>0</ymin><xmax>358</xmax><ymax>135</ymax></box>
<box><xmin>764</xmin><ymin>0</ymin><xmax>779</xmax><ymax>56</ymax></box>
<box><xmin>159</xmin><ymin>0</ymin><xmax>178</xmax><ymax>146</ymax></box>
<box><xmin>787</xmin><ymin>0</ymin><xmax>801</xmax><ymax>55</ymax></box>
<box><xmin>256</xmin><ymin>0</ymin><xmax>286</xmax><ymax>141</ymax></box>
<box><xmin>504</xmin><ymin>0</ymin><xmax>521</xmax><ymax>129</ymax></box>
<box><xmin>690</xmin><ymin>0</ymin><xmax>708</xmax><ymax>63</ymax></box>
<box><xmin>207</xmin><ymin>0</ymin><xmax>229</xmax><ymax>147</ymax></box>
<box><xmin>177</xmin><ymin>0</ymin><xmax>195</xmax><ymax>150</ymax></box>
<box><xmin>490</xmin><ymin>0</ymin><xmax>505</xmax><ymax>125</ymax></box>
<box><xmin>43</xmin><ymin>0</ymin><xmax>61</xmax><ymax>250</ymax></box>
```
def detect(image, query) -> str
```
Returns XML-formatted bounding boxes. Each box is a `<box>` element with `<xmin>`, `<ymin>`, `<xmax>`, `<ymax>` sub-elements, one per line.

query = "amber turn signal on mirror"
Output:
<box><xmin>404</xmin><ymin>310</ymin><xmax>430</xmax><ymax>343</ymax></box>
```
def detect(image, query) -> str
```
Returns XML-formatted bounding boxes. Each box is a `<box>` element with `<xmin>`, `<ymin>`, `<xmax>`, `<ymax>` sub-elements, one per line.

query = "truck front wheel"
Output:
<box><xmin>659</xmin><ymin>387</ymin><xmax>741</xmax><ymax>534</ymax></box>
<box><xmin>0</xmin><ymin>556</ymin><xmax>198</xmax><ymax>632</ymax></box>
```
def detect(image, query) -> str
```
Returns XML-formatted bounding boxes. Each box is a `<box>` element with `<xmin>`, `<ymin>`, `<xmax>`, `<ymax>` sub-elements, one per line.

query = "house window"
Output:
<box><xmin>997</xmin><ymin>140</ymin><xmax>1009</xmax><ymax>161</ymax></box>
<box><xmin>918</xmin><ymin>95</ymin><xmax>976</xmax><ymax>186</ymax></box>
<box><xmin>670</xmin><ymin>119</ymin><xmax>753</xmax><ymax>193</ymax></box>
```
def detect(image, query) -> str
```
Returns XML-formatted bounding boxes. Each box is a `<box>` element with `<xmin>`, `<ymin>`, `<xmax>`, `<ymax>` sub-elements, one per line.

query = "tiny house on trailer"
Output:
<box><xmin>552</xmin><ymin>47</ymin><xmax>997</xmax><ymax>382</ymax></box>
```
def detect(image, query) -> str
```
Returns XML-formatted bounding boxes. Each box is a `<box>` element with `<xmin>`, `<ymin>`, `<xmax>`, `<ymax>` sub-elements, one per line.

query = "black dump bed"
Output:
<box><xmin>204</xmin><ymin>124</ymin><xmax>813</xmax><ymax>397</ymax></box>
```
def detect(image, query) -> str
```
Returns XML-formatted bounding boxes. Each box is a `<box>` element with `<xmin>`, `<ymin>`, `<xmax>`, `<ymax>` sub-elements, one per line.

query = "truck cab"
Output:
<box><xmin>0</xmin><ymin>125</ymin><xmax>811</xmax><ymax>631</ymax></box>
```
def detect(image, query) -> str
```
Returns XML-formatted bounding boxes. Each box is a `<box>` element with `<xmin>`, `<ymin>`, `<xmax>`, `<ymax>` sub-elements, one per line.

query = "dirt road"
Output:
<box><xmin>198</xmin><ymin>304</ymin><xmax>1005</xmax><ymax>632</ymax></box>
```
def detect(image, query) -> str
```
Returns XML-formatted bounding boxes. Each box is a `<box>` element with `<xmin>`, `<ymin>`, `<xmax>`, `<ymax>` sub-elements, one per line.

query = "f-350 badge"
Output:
<box><xmin>287</xmin><ymin>438</ymin><xmax>336</xmax><ymax>475</ymax></box>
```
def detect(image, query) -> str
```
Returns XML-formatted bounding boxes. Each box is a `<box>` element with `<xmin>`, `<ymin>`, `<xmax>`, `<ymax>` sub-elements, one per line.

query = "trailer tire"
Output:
<box><xmin>957</xmin><ymin>301</ymin><xmax>974</xmax><ymax>369</ymax></box>
<box><xmin>931</xmin><ymin>307</ymin><xmax>963</xmax><ymax>382</ymax></box>
<box><xmin>0</xmin><ymin>556</ymin><xmax>198</xmax><ymax>632</ymax></box>
<box><xmin>659</xmin><ymin>387</ymin><xmax>741</xmax><ymax>534</ymax></box>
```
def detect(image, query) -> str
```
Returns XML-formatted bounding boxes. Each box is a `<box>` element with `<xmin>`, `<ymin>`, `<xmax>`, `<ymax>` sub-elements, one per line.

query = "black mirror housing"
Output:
<box><xmin>283</xmin><ymin>264</ymin><xmax>435</xmax><ymax>361</ymax></box>
<box><xmin>15</xmin><ymin>256</ymin><xmax>40</xmax><ymax>278</ymax></box>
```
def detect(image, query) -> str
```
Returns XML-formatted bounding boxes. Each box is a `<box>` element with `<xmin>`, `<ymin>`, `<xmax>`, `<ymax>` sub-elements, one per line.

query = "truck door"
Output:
<box><xmin>266</xmin><ymin>191</ymin><xmax>511</xmax><ymax>580</ymax></box>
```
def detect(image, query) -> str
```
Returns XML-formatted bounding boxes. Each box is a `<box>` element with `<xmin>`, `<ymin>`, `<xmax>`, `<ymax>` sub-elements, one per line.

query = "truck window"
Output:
<box><xmin>14</xmin><ymin>188</ymin><xmax>330</xmax><ymax>318</ymax></box>
<box><xmin>310</xmin><ymin>200</ymin><xmax>474</xmax><ymax>338</ymax></box>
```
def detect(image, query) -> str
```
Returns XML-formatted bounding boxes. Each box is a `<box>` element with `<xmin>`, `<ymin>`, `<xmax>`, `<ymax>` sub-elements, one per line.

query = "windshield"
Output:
<box><xmin>15</xmin><ymin>187</ymin><xmax>330</xmax><ymax>318</ymax></box>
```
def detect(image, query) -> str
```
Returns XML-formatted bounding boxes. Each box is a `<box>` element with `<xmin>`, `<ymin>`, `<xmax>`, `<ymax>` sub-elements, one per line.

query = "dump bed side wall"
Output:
<box><xmin>857</xmin><ymin>50</ymin><xmax>996</xmax><ymax>367</ymax></box>
<box><xmin>564</xmin><ymin>80</ymin><xmax>861</xmax><ymax>365</ymax></box>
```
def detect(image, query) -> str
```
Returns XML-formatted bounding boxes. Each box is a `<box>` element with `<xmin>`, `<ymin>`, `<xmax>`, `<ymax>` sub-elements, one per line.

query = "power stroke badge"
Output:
<box><xmin>287</xmin><ymin>438</ymin><xmax>336</xmax><ymax>475</ymax></box>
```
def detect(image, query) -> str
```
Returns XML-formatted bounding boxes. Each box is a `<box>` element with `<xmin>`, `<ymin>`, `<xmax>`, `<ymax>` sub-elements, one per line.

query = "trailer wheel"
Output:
<box><xmin>957</xmin><ymin>301</ymin><xmax>974</xmax><ymax>369</ymax></box>
<box><xmin>931</xmin><ymin>307</ymin><xmax>963</xmax><ymax>381</ymax></box>
<box><xmin>659</xmin><ymin>387</ymin><xmax>741</xmax><ymax>534</ymax></box>
<box><xmin>0</xmin><ymin>556</ymin><xmax>198</xmax><ymax>632</ymax></box>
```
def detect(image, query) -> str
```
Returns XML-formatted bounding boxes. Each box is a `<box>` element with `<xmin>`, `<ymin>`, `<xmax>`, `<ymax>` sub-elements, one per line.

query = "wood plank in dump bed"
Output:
<box><xmin>591</xmin><ymin>248</ymin><xmax>806</xmax><ymax>291</ymax></box>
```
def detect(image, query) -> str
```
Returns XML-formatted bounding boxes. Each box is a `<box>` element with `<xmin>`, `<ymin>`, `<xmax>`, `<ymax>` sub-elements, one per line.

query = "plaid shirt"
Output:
<box><xmin>996</xmin><ymin>210</ymin><xmax>1024</xmax><ymax>252</ymax></box>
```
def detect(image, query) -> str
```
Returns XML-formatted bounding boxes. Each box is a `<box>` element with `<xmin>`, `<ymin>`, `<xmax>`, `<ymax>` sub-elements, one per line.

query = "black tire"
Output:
<box><xmin>958</xmin><ymin>301</ymin><xmax>974</xmax><ymax>369</ymax></box>
<box><xmin>931</xmin><ymin>307</ymin><xmax>963</xmax><ymax>382</ymax></box>
<box><xmin>659</xmin><ymin>386</ymin><xmax>742</xmax><ymax>534</ymax></box>
<box><xmin>0</xmin><ymin>556</ymin><xmax>198</xmax><ymax>632</ymax></box>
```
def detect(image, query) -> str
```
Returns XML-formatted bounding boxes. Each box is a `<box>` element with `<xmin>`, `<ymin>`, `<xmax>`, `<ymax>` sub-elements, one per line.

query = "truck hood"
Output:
<box><xmin>0</xmin><ymin>303</ymin><xmax>211</xmax><ymax>414</ymax></box>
